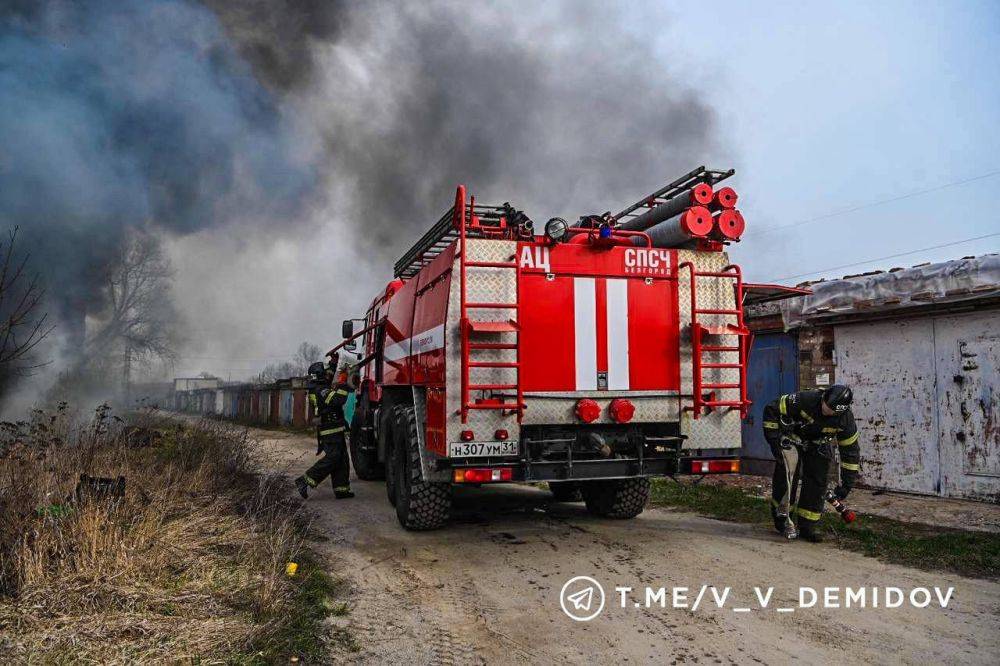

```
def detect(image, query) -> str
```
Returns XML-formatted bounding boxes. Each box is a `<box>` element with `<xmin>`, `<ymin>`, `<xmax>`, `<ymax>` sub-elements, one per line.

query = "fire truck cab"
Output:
<box><xmin>338</xmin><ymin>168</ymin><xmax>758</xmax><ymax>530</ymax></box>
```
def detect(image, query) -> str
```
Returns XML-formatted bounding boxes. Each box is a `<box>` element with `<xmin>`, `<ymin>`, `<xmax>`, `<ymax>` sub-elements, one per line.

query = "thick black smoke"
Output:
<box><xmin>206</xmin><ymin>1</ymin><xmax>717</xmax><ymax>259</ymax></box>
<box><xmin>2</xmin><ymin>0</ymin><xmax>719</xmax><ymax>399</ymax></box>
<box><xmin>0</xmin><ymin>0</ymin><xmax>315</xmax><ymax>342</ymax></box>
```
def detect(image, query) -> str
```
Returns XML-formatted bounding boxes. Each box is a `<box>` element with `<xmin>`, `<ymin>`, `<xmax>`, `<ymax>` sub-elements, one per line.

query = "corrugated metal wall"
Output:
<box><xmin>836</xmin><ymin>308</ymin><xmax>1000</xmax><ymax>501</ymax></box>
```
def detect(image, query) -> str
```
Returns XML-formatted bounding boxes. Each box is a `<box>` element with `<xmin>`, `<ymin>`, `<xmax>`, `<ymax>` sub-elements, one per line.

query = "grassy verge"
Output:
<box><xmin>0</xmin><ymin>405</ymin><xmax>352</xmax><ymax>663</ymax></box>
<box><xmin>649</xmin><ymin>478</ymin><xmax>1000</xmax><ymax>580</ymax></box>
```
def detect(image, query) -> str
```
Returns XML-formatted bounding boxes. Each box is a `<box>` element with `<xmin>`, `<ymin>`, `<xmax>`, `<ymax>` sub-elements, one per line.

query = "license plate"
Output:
<box><xmin>448</xmin><ymin>440</ymin><xmax>519</xmax><ymax>457</ymax></box>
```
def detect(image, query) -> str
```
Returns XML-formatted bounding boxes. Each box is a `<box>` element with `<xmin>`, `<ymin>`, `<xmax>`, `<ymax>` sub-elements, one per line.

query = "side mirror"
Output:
<box><xmin>344</xmin><ymin>339</ymin><xmax>357</xmax><ymax>352</ymax></box>
<box><xmin>342</xmin><ymin>320</ymin><xmax>354</xmax><ymax>339</ymax></box>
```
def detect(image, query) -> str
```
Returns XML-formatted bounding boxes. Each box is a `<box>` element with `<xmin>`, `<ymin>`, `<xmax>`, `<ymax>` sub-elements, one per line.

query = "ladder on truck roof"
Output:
<box><xmin>613</xmin><ymin>165</ymin><xmax>734</xmax><ymax>224</ymax></box>
<box><xmin>678</xmin><ymin>261</ymin><xmax>752</xmax><ymax>420</ymax></box>
<box><xmin>394</xmin><ymin>201</ymin><xmax>520</xmax><ymax>279</ymax></box>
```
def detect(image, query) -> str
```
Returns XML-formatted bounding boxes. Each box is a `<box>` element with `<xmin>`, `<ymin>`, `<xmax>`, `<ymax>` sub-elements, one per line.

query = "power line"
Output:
<box><xmin>766</xmin><ymin>232</ymin><xmax>1000</xmax><ymax>283</ymax></box>
<box><xmin>174</xmin><ymin>355</ymin><xmax>292</xmax><ymax>362</ymax></box>
<box><xmin>752</xmin><ymin>169</ymin><xmax>1000</xmax><ymax>237</ymax></box>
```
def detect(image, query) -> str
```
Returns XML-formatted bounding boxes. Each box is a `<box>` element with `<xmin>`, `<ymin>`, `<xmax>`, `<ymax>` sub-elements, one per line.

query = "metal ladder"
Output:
<box><xmin>679</xmin><ymin>262</ymin><xmax>751</xmax><ymax>419</ymax></box>
<box><xmin>457</xmin><ymin>192</ymin><xmax>525</xmax><ymax>424</ymax></box>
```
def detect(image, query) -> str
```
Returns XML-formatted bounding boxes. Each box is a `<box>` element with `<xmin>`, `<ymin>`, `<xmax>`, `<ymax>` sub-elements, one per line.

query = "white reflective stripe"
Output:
<box><xmin>606</xmin><ymin>278</ymin><xmax>630</xmax><ymax>390</ymax></box>
<box><xmin>410</xmin><ymin>324</ymin><xmax>445</xmax><ymax>356</ymax></box>
<box><xmin>573</xmin><ymin>277</ymin><xmax>597</xmax><ymax>390</ymax></box>
<box><xmin>381</xmin><ymin>324</ymin><xmax>446</xmax><ymax>363</ymax></box>
<box><xmin>382</xmin><ymin>338</ymin><xmax>411</xmax><ymax>362</ymax></box>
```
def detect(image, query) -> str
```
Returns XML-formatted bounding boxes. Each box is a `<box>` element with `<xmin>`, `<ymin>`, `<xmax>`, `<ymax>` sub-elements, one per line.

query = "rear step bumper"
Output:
<box><xmin>442</xmin><ymin>455</ymin><xmax>740</xmax><ymax>483</ymax></box>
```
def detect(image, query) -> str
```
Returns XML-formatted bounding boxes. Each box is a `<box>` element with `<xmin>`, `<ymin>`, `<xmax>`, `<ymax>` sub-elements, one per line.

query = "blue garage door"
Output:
<box><xmin>742</xmin><ymin>332</ymin><xmax>798</xmax><ymax>466</ymax></box>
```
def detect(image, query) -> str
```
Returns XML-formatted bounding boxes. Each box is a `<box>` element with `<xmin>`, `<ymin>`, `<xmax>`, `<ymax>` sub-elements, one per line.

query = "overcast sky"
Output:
<box><xmin>663</xmin><ymin>0</ymin><xmax>1000</xmax><ymax>283</ymax></box>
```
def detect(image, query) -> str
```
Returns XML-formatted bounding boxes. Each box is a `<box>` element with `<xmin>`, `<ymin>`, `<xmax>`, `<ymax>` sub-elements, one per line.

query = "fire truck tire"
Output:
<box><xmin>548</xmin><ymin>481</ymin><xmax>583</xmax><ymax>502</ymax></box>
<box><xmin>382</xmin><ymin>407</ymin><xmax>400</xmax><ymax>507</ymax></box>
<box><xmin>394</xmin><ymin>405</ymin><xmax>451</xmax><ymax>530</ymax></box>
<box><xmin>350</xmin><ymin>418</ymin><xmax>384</xmax><ymax>481</ymax></box>
<box><xmin>581</xmin><ymin>477</ymin><xmax>649</xmax><ymax>519</ymax></box>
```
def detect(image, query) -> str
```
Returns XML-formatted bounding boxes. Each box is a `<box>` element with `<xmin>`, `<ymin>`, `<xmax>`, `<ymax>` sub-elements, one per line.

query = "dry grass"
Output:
<box><xmin>0</xmin><ymin>405</ymin><xmax>341</xmax><ymax>663</ymax></box>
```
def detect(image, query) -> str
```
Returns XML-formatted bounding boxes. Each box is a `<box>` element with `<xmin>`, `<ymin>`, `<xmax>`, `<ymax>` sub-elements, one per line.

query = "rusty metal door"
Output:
<box><xmin>934</xmin><ymin>311</ymin><xmax>1000</xmax><ymax>501</ymax></box>
<box><xmin>741</xmin><ymin>333</ymin><xmax>798</xmax><ymax>471</ymax></box>
<box><xmin>835</xmin><ymin>319</ymin><xmax>941</xmax><ymax>495</ymax></box>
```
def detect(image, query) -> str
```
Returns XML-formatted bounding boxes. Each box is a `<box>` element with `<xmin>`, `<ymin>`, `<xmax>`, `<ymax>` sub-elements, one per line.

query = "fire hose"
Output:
<box><xmin>825</xmin><ymin>490</ymin><xmax>858</xmax><ymax>523</ymax></box>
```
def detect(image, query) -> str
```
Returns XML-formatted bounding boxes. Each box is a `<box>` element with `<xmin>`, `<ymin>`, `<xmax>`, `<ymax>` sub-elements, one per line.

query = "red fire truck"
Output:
<box><xmin>333</xmin><ymin>167</ymin><xmax>796</xmax><ymax>530</ymax></box>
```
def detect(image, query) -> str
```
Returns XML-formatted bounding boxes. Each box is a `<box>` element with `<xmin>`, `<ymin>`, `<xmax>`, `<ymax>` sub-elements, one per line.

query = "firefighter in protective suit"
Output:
<box><xmin>762</xmin><ymin>385</ymin><xmax>860</xmax><ymax>542</ymax></box>
<box><xmin>294</xmin><ymin>360</ymin><xmax>355</xmax><ymax>500</ymax></box>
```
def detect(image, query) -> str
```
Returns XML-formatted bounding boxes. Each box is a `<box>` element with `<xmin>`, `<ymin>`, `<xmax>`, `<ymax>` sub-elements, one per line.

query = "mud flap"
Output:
<box><xmin>413</xmin><ymin>387</ymin><xmax>451</xmax><ymax>483</ymax></box>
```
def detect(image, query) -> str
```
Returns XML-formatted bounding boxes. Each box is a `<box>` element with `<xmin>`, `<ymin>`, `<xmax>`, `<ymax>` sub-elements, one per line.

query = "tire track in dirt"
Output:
<box><xmin>247</xmin><ymin>425</ymin><xmax>1000</xmax><ymax>665</ymax></box>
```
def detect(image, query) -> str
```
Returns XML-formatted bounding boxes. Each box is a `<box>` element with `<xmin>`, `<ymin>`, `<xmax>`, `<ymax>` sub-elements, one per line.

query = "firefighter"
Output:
<box><xmin>761</xmin><ymin>384</ymin><xmax>860</xmax><ymax>542</ymax></box>
<box><xmin>294</xmin><ymin>359</ymin><xmax>355</xmax><ymax>500</ymax></box>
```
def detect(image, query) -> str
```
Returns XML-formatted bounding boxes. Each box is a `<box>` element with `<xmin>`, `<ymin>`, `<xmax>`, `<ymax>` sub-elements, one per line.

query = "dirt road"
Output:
<box><xmin>256</xmin><ymin>427</ymin><xmax>1000</xmax><ymax>665</ymax></box>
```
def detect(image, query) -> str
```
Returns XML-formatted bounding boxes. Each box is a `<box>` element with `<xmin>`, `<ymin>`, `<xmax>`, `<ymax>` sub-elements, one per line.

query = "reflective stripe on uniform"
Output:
<box><xmin>795</xmin><ymin>506</ymin><xmax>822</xmax><ymax>521</ymax></box>
<box><xmin>799</xmin><ymin>410</ymin><xmax>814</xmax><ymax>423</ymax></box>
<box><xmin>319</xmin><ymin>427</ymin><xmax>345</xmax><ymax>436</ymax></box>
<box><xmin>309</xmin><ymin>394</ymin><xmax>317</xmax><ymax>407</ymax></box>
<box><xmin>839</xmin><ymin>432</ymin><xmax>859</xmax><ymax>446</ymax></box>
<box><xmin>841</xmin><ymin>462</ymin><xmax>860</xmax><ymax>471</ymax></box>
<box><xmin>763</xmin><ymin>421</ymin><xmax>780</xmax><ymax>429</ymax></box>
<box><xmin>303</xmin><ymin>474</ymin><xmax>318</xmax><ymax>488</ymax></box>
<box><xmin>333</xmin><ymin>485</ymin><xmax>351</xmax><ymax>492</ymax></box>
<box><xmin>779</xmin><ymin>395</ymin><xmax>788</xmax><ymax>415</ymax></box>
<box><xmin>325</xmin><ymin>389</ymin><xmax>347</xmax><ymax>405</ymax></box>
<box><xmin>822</xmin><ymin>427</ymin><xmax>839</xmax><ymax>433</ymax></box>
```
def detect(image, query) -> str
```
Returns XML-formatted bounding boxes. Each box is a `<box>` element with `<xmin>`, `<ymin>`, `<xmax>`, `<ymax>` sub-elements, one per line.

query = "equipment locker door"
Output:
<box><xmin>518</xmin><ymin>273</ymin><xmax>680</xmax><ymax>392</ymax></box>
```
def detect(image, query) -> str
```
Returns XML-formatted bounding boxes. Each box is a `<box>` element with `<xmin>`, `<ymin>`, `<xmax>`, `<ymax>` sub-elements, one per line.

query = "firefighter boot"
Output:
<box><xmin>770</xmin><ymin>506</ymin><xmax>785</xmax><ymax>534</ymax></box>
<box><xmin>333</xmin><ymin>486</ymin><xmax>355</xmax><ymax>500</ymax></box>
<box><xmin>796</xmin><ymin>517</ymin><xmax>824</xmax><ymax>543</ymax></box>
<box><xmin>294</xmin><ymin>476</ymin><xmax>310</xmax><ymax>500</ymax></box>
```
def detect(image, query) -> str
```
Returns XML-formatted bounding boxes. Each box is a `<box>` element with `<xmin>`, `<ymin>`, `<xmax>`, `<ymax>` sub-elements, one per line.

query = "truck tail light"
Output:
<box><xmin>494</xmin><ymin>429</ymin><xmax>509</xmax><ymax>441</ymax></box>
<box><xmin>453</xmin><ymin>467</ymin><xmax>513</xmax><ymax>483</ymax></box>
<box><xmin>575</xmin><ymin>398</ymin><xmax>601</xmax><ymax>423</ymax></box>
<box><xmin>608</xmin><ymin>398</ymin><xmax>635</xmax><ymax>423</ymax></box>
<box><xmin>689</xmin><ymin>459</ymin><xmax>740</xmax><ymax>474</ymax></box>
<box><xmin>460</xmin><ymin>430</ymin><xmax>475</xmax><ymax>441</ymax></box>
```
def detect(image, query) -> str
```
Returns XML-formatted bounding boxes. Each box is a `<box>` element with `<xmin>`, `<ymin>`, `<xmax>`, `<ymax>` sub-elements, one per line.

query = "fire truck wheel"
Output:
<box><xmin>394</xmin><ymin>405</ymin><xmax>452</xmax><ymax>530</ymax></box>
<box><xmin>581</xmin><ymin>477</ymin><xmax>650</xmax><ymax>519</ymax></box>
<box><xmin>383</xmin><ymin>406</ymin><xmax>401</xmax><ymax>507</ymax></box>
<box><xmin>350</xmin><ymin>417</ymin><xmax>385</xmax><ymax>481</ymax></box>
<box><xmin>548</xmin><ymin>481</ymin><xmax>583</xmax><ymax>502</ymax></box>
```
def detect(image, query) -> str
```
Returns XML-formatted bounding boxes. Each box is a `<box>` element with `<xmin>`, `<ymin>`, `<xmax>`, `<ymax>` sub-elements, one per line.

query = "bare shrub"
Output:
<box><xmin>0</xmin><ymin>406</ymin><xmax>318</xmax><ymax>662</ymax></box>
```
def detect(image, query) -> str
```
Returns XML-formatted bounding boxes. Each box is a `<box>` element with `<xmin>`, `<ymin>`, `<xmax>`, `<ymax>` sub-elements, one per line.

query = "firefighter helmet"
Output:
<box><xmin>307</xmin><ymin>361</ymin><xmax>327</xmax><ymax>379</ymax></box>
<box><xmin>822</xmin><ymin>385</ymin><xmax>853</xmax><ymax>412</ymax></box>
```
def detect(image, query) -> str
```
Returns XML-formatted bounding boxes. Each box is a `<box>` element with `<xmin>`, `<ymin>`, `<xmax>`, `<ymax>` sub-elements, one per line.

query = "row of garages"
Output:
<box><xmin>743</xmin><ymin>254</ymin><xmax>999</xmax><ymax>502</ymax></box>
<box><xmin>173</xmin><ymin>380</ymin><xmax>316</xmax><ymax>428</ymax></box>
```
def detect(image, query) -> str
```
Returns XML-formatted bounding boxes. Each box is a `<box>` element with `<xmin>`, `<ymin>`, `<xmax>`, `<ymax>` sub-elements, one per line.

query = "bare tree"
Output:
<box><xmin>256</xmin><ymin>361</ymin><xmax>299</xmax><ymax>384</ymax></box>
<box><xmin>293</xmin><ymin>341</ymin><xmax>322</xmax><ymax>373</ymax></box>
<box><xmin>87</xmin><ymin>228</ymin><xmax>180</xmax><ymax>398</ymax></box>
<box><xmin>0</xmin><ymin>227</ymin><xmax>53</xmax><ymax>388</ymax></box>
<box><xmin>255</xmin><ymin>341</ymin><xmax>322</xmax><ymax>383</ymax></box>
